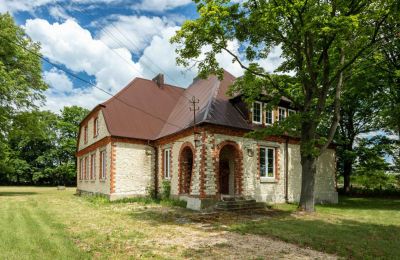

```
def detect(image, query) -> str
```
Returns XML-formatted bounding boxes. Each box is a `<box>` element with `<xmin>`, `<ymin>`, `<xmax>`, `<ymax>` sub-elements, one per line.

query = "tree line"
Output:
<box><xmin>0</xmin><ymin>13</ymin><xmax>88</xmax><ymax>186</ymax></box>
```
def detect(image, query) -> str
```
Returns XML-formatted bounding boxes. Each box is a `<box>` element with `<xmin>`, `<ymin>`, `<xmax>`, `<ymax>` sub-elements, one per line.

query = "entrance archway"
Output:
<box><xmin>179</xmin><ymin>144</ymin><xmax>194</xmax><ymax>194</ymax></box>
<box><xmin>216</xmin><ymin>141</ymin><xmax>243</xmax><ymax>196</ymax></box>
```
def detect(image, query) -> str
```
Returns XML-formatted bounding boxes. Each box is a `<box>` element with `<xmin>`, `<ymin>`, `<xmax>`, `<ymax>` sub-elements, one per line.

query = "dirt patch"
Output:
<box><xmin>154</xmin><ymin>225</ymin><xmax>336</xmax><ymax>259</ymax></box>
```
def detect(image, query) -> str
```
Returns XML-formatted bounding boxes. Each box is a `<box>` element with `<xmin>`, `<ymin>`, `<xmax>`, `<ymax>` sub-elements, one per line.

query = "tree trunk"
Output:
<box><xmin>298</xmin><ymin>118</ymin><xmax>318</xmax><ymax>212</ymax></box>
<box><xmin>299</xmin><ymin>154</ymin><xmax>317</xmax><ymax>212</ymax></box>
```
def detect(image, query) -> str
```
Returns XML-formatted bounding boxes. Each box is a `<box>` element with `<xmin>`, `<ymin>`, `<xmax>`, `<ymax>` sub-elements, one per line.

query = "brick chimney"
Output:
<box><xmin>152</xmin><ymin>73</ymin><xmax>164</xmax><ymax>87</ymax></box>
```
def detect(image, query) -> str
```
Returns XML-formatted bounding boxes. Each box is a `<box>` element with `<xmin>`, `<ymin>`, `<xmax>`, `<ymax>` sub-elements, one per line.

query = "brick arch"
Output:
<box><xmin>214</xmin><ymin>140</ymin><xmax>244</xmax><ymax>196</ymax></box>
<box><xmin>178</xmin><ymin>142</ymin><xmax>196</xmax><ymax>194</ymax></box>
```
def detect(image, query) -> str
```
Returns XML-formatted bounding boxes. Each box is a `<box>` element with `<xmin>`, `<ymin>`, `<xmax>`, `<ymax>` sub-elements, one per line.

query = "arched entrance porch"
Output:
<box><xmin>179</xmin><ymin>143</ymin><xmax>195</xmax><ymax>194</ymax></box>
<box><xmin>215</xmin><ymin>141</ymin><xmax>243</xmax><ymax>197</ymax></box>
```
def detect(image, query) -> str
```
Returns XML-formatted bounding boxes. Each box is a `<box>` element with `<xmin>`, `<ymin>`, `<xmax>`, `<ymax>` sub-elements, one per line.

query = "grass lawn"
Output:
<box><xmin>230</xmin><ymin>197</ymin><xmax>400</xmax><ymax>259</ymax></box>
<box><xmin>0</xmin><ymin>186</ymin><xmax>399</xmax><ymax>259</ymax></box>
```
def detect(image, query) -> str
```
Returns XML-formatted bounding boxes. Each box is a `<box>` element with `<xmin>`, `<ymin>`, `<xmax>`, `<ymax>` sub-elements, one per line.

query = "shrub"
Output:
<box><xmin>161</xmin><ymin>180</ymin><xmax>171</xmax><ymax>199</ymax></box>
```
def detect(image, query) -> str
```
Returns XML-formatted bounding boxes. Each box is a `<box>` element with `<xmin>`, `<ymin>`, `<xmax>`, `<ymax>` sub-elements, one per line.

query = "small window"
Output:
<box><xmin>164</xmin><ymin>149</ymin><xmax>171</xmax><ymax>179</ymax></box>
<box><xmin>288</xmin><ymin>109</ymin><xmax>296</xmax><ymax>116</ymax></box>
<box><xmin>259</xmin><ymin>147</ymin><xmax>275</xmax><ymax>178</ymax></box>
<box><xmin>90</xmin><ymin>154</ymin><xmax>96</xmax><ymax>180</ymax></box>
<box><xmin>266</xmin><ymin>108</ymin><xmax>274</xmax><ymax>125</ymax></box>
<box><xmin>84</xmin><ymin>125</ymin><xmax>88</xmax><ymax>144</ymax></box>
<box><xmin>278</xmin><ymin>107</ymin><xmax>286</xmax><ymax>121</ymax></box>
<box><xmin>84</xmin><ymin>156</ymin><xmax>89</xmax><ymax>179</ymax></box>
<box><xmin>252</xmin><ymin>101</ymin><xmax>262</xmax><ymax>124</ymax></box>
<box><xmin>79</xmin><ymin>158</ymin><xmax>83</xmax><ymax>180</ymax></box>
<box><xmin>93</xmin><ymin>117</ymin><xmax>99</xmax><ymax>137</ymax></box>
<box><xmin>100</xmin><ymin>150</ymin><xmax>106</xmax><ymax>179</ymax></box>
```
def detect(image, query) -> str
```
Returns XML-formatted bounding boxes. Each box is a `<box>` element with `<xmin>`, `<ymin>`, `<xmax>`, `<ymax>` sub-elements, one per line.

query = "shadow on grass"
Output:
<box><xmin>230</xmin><ymin>216</ymin><xmax>400</xmax><ymax>259</ymax></box>
<box><xmin>321</xmin><ymin>196</ymin><xmax>400</xmax><ymax>211</ymax></box>
<box><xmin>0</xmin><ymin>191</ymin><xmax>37</xmax><ymax>196</ymax></box>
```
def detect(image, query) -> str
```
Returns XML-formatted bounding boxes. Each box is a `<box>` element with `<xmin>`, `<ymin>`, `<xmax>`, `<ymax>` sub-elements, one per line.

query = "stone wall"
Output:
<box><xmin>78</xmin><ymin>110</ymin><xmax>110</xmax><ymax>151</ymax></box>
<box><xmin>111</xmin><ymin>142</ymin><xmax>155</xmax><ymax>200</ymax></box>
<box><xmin>76</xmin><ymin>142</ymin><xmax>111</xmax><ymax>195</ymax></box>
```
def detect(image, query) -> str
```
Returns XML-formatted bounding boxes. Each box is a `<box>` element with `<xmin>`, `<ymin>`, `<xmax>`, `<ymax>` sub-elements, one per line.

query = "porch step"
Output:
<box><xmin>214</xmin><ymin>199</ymin><xmax>266</xmax><ymax>211</ymax></box>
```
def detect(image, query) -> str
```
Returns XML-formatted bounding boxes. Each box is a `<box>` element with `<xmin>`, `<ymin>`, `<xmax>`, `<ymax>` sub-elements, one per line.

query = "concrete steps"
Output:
<box><xmin>214</xmin><ymin>198</ymin><xmax>266</xmax><ymax>211</ymax></box>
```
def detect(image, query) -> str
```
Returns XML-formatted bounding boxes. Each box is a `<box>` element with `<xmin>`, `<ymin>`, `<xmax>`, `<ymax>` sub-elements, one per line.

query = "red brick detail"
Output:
<box><xmin>110</xmin><ymin>142</ymin><xmax>116</xmax><ymax>194</ymax></box>
<box><xmin>199</xmin><ymin>132</ymin><xmax>207</xmax><ymax>198</ymax></box>
<box><xmin>178</xmin><ymin>142</ymin><xmax>195</xmax><ymax>194</ymax></box>
<box><xmin>275</xmin><ymin>147</ymin><xmax>280</xmax><ymax>181</ymax></box>
<box><xmin>214</xmin><ymin>140</ymin><xmax>244</xmax><ymax>196</ymax></box>
<box><xmin>76</xmin><ymin>136</ymin><xmax>148</xmax><ymax>157</ymax></box>
<box><xmin>170</xmin><ymin>144</ymin><xmax>173</xmax><ymax>178</ymax></box>
<box><xmin>161</xmin><ymin>148</ymin><xmax>165</xmax><ymax>180</ymax></box>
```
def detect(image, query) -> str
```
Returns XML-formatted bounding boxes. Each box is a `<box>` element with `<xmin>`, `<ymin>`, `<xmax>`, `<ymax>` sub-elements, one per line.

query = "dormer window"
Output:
<box><xmin>278</xmin><ymin>107</ymin><xmax>286</xmax><ymax>121</ymax></box>
<box><xmin>252</xmin><ymin>101</ymin><xmax>262</xmax><ymax>124</ymax></box>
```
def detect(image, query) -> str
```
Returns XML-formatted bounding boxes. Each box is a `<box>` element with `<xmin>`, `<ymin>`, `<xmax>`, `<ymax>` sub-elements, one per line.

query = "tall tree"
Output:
<box><xmin>0</xmin><ymin>13</ymin><xmax>47</xmax><ymax>173</ymax></box>
<box><xmin>337</xmin><ymin>60</ymin><xmax>382</xmax><ymax>193</ymax></box>
<box><xmin>172</xmin><ymin>0</ymin><xmax>396</xmax><ymax>211</ymax></box>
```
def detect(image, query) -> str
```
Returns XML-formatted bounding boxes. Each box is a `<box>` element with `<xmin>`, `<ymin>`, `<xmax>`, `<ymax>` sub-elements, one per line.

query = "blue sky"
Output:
<box><xmin>1</xmin><ymin>0</ymin><xmax>284</xmax><ymax>113</ymax></box>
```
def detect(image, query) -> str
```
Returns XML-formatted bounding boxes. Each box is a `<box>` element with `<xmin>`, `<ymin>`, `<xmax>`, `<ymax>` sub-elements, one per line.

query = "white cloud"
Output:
<box><xmin>24</xmin><ymin>18</ymin><xmax>142</xmax><ymax>111</ymax></box>
<box><xmin>98</xmin><ymin>15</ymin><xmax>176</xmax><ymax>52</ymax></box>
<box><xmin>43</xmin><ymin>68</ymin><xmax>74</xmax><ymax>93</ymax></box>
<box><xmin>0</xmin><ymin>0</ymin><xmax>54</xmax><ymax>13</ymax></box>
<box><xmin>132</xmin><ymin>0</ymin><xmax>192</xmax><ymax>12</ymax></box>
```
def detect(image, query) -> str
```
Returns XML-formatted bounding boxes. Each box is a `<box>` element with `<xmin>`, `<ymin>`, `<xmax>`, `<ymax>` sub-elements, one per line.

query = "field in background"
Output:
<box><xmin>0</xmin><ymin>186</ymin><xmax>399</xmax><ymax>259</ymax></box>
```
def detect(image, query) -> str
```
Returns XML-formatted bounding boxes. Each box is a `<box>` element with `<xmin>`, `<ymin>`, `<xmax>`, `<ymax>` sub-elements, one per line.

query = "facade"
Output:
<box><xmin>76</xmin><ymin>70</ymin><xmax>338</xmax><ymax>209</ymax></box>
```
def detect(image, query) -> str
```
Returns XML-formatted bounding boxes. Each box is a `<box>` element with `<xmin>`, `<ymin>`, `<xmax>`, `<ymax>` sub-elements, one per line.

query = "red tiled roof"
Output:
<box><xmin>86</xmin><ymin>70</ymin><xmax>252</xmax><ymax>141</ymax></box>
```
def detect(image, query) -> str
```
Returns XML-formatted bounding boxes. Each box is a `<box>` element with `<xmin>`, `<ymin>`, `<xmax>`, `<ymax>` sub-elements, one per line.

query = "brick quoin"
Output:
<box><xmin>214</xmin><ymin>140</ymin><xmax>244</xmax><ymax>197</ymax></box>
<box><xmin>199</xmin><ymin>132</ymin><xmax>207</xmax><ymax>198</ymax></box>
<box><xmin>275</xmin><ymin>147</ymin><xmax>280</xmax><ymax>181</ymax></box>
<box><xmin>178</xmin><ymin>142</ymin><xmax>196</xmax><ymax>194</ymax></box>
<box><xmin>110</xmin><ymin>142</ymin><xmax>116</xmax><ymax>194</ymax></box>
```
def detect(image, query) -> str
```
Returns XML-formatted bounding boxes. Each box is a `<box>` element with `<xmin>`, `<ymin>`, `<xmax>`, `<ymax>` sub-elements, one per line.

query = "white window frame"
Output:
<box><xmin>259</xmin><ymin>147</ymin><xmax>275</xmax><ymax>179</ymax></box>
<box><xmin>90</xmin><ymin>153</ymin><xmax>96</xmax><ymax>180</ymax></box>
<box><xmin>79</xmin><ymin>158</ymin><xmax>83</xmax><ymax>180</ymax></box>
<box><xmin>100</xmin><ymin>150</ymin><xmax>106</xmax><ymax>180</ymax></box>
<box><xmin>265</xmin><ymin>106</ymin><xmax>274</xmax><ymax>125</ymax></box>
<box><xmin>163</xmin><ymin>149</ymin><xmax>171</xmax><ymax>179</ymax></box>
<box><xmin>278</xmin><ymin>107</ymin><xmax>287</xmax><ymax>121</ymax></box>
<box><xmin>288</xmin><ymin>109</ymin><xmax>296</xmax><ymax>116</ymax></box>
<box><xmin>94</xmin><ymin>117</ymin><xmax>99</xmax><ymax>137</ymax></box>
<box><xmin>252</xmin><ymin>101</ymin><xmax>263</xmax><ymax>124</ymax></box>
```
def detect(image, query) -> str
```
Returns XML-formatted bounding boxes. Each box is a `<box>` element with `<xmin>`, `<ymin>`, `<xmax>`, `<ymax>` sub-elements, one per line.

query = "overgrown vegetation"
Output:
<box><xmin>84</xmin><ymin>193</ymin><xmax>187</xmax><ymax>208</ymax></box>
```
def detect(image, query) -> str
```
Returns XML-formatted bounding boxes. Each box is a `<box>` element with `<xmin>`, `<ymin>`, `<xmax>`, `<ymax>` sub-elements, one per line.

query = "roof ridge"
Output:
<box><xmin>202</xmin><ymin>77</ymin><xmax>221</xmax><ymax>122</ymax></box>
<box><xmin>102</xmin><ymin>77</ymin><xmax>139</xmax><ymax>106</ymax></box>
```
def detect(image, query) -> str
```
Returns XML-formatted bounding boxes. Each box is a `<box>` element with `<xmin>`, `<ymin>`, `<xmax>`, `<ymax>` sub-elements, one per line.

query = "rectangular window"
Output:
<box><xmin>84</xmin><ymin>156</ymin><xmax>89</xmax><ymax>179</ymax></box>
<box><xmin>259</xmin><ymin>147</ymin><xmax>275</xmax><ymax>178</ymax></box>
<box><xmin>100</xmin><ymin>150</ymin><xmax>106</xmax><ymax>180</ymax></box>
<box><xmin>252</xmin><ymin>101</ymin><xmax>262</xmax><ymax>124</ymax></box>
<box><xmin>266</xmin><ymin>108</ymin><xmax>273</xmax><ymax>125</ymax></box>
<box><xmin>84</xmin><ymin>125</ymin><xmax>88</xmax><ymax>144</ymax></box>
<box><xmin>278</xmin><ymin>107</ymin><xmax>286</xmax><ymax>121</ymax></box>
<box><xmin>90</xmin><ymin>154</ymin><xmax>96</xmax><ymax>180</ymax></box>
<box><xmin>163</xmin><ymin>149</ymin><xmax>171</xmax><ymax>178</ymax></box>
<box><xmin>79</xmin><ymin>158</ymin><xmax>83</xmax><ymax>180</ymax></box>
<box><xmin>93</xmin><ymin>117</ymin><xmax>99</xmax><ymax>137</ymax></box>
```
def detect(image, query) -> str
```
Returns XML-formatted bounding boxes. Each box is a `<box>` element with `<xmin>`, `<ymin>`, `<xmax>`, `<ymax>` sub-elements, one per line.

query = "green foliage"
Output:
<box><xmin>352</xmin><ymin>136</ymin><xmax>398</xmax><ymax>190</ymax></box>
<box><xmin>161</xmin><ymin>180</ymin><xmax>171</xmax><ymax>199</ymax></box>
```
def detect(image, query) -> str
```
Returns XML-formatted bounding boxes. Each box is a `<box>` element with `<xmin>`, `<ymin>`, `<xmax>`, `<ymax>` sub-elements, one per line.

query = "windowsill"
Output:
<box><xmin>99</xmin><ymin>179</ymin><xmax>106</xmax><ymax>182</ymax></box>
<box><xmin>252</xmin><ymin>121</ymin><xmax>262</xmax><ymax>125</ymax></box>
<box><xmin>260</xmin><ymin>177</ymin><xmax>277</xmax><ymax>183</ymax></box>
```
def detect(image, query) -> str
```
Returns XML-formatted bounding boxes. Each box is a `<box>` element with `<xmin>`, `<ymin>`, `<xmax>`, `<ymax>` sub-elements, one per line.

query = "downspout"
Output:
<box><xmin>285</xmin><ymin>137</ymin><xmax>289</xmax><ymax>203</ymax></box>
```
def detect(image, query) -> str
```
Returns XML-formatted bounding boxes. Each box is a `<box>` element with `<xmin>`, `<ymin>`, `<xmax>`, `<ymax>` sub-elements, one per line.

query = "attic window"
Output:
<box><xmin>278</xmin><ymin>107</ymin><xmax>286</xmax><ymax>121</ymax></box>
<box><xmin>252</xmin><ymin>102</ymin><xmax>262</xmax><ymax>124</ymax></box>
<box><xmin>93</xmin><ymin>117</ymin><xmax>99</xmax><ymax>137</ymax></box>
<box><xmin>84</xmin><ymin>125</ymin><xmax>88</xmax><ymax>144</ymax></box>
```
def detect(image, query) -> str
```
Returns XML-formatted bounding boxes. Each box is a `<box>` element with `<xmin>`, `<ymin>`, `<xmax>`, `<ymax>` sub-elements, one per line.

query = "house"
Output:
<box><xmin>76</xmin><ymin>70</ymin><xmax>338</xmax><ymax>210</ymax></box>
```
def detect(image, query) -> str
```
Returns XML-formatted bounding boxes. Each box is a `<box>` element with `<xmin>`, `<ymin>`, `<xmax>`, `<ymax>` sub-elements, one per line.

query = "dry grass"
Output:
<box><xmin>0</xmin><ymin>186</ymin><xmax>335</xmax><ymax>259</ymax></box>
